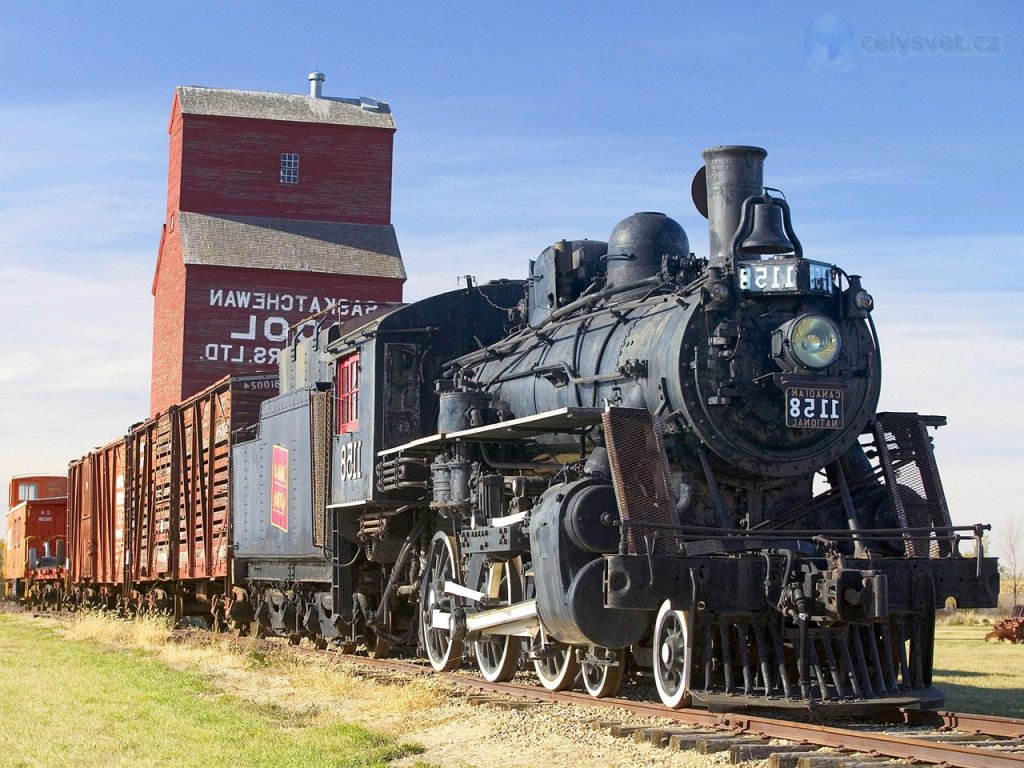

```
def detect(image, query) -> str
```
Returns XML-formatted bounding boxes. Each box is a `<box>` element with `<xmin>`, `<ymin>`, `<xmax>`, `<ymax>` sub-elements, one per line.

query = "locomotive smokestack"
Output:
<box><xmin>701</xmin><ymin>146</ymin><xmax>767</xmax><ymax>271</ymax></box>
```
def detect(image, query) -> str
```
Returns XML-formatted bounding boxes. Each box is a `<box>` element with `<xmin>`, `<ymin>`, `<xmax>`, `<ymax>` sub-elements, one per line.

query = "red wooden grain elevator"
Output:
<box><xmin>151</xmin><ymin>72</ymin><xmax>406</xmax><ymax>415</ymax></box>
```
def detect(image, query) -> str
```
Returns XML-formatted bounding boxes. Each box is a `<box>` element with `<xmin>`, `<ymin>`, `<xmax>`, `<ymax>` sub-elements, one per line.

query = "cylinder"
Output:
<box><xmin>702</xmin><ymin>146</ymin><xmax>767</xmax><ymax>270</ymax></box>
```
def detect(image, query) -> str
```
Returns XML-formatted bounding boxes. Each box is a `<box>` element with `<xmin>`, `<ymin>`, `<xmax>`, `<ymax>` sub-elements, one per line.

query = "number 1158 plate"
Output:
<box><xmin>785</xmin><ymin>387</ymin><xmax>844</xmax><ymax>430</ymax></box>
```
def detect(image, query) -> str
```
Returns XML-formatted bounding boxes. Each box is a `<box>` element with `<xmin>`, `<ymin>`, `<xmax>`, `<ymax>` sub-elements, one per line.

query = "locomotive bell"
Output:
<box><xmin>740</xmin><ymin>200</ymin><xmax>794</xmax><ymax>255</ymax></box>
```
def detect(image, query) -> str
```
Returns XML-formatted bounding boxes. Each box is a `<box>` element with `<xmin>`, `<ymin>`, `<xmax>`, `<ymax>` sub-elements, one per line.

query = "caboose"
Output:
<box><xmin>4</xmin><ymin>475</ymin><xmax>68</xmax><ymax>606</ymax></box>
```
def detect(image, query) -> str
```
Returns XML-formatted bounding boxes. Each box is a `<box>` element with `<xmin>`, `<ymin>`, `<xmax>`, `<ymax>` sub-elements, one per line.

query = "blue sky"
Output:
<box><xmin>1</xmin><ymin>2</ymin><xmax>1021</xmax><ymax>546</ymax></box>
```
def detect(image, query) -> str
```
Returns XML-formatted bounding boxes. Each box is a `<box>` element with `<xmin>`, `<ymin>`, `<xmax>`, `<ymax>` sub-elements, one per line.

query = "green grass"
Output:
<box><xmin>0</xmin><ymin>614</ymin><xmax>422</xmax><ymax>768</ymax></box>
<box><xmin>932</xmin><ymin>624</ymin><xmax>1024</xmax><ymax>717</ymax></box>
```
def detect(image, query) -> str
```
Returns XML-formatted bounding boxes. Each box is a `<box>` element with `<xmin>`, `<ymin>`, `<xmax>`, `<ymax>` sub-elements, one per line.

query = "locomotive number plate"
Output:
<box><xmin>785</xmin><ymin>387</ymin><xmax>844</xmax><ymax>430</ymax></box>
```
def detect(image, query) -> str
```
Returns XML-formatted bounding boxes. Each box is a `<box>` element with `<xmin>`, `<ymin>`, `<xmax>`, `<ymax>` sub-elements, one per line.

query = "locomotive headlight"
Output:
<box><xmin>772</xmin><ymin>314</ymin><xmax>841</xmax><ymax>370</ymax></box>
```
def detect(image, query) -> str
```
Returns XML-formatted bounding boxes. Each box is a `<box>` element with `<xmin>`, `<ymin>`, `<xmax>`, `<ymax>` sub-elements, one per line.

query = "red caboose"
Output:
<box><xmin>4</xmin><ymin>475</ymin><xmax>69</xmax><ymax>605</ymax></box>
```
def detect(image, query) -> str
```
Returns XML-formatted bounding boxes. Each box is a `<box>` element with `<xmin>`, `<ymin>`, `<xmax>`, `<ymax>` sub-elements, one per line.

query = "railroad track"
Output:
<box><xmin>169</xmin><ymin>628</ymin><xmax>1024</xmax><ymax>768</ymax></box>
<box><xmin>9</xmin><ymin>606</ymin><xmax>1023</xmax><ymax>768</ymax></box>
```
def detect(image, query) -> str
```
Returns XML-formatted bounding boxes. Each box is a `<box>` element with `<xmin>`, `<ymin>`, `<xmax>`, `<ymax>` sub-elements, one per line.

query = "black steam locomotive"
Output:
<box><xmin>229</xmin><ymin>146</ymin><xmax>999</xmax><ymax>711</ymax></box>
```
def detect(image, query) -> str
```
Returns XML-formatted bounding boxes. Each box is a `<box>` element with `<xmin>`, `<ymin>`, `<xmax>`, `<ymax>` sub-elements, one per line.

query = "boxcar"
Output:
<box><xmin>68</xmin><ymin>438</ymin><xmax>127</xmax><ymax>606</ymax></box>
<box><xmin>67</xmin><ymin>374</ymin><xmax>277</xmax><ymax>618</ymax></box>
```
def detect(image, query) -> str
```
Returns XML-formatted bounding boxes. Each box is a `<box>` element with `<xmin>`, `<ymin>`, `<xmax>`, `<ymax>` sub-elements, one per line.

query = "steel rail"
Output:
<box><xmin>14</xmin><ymin>608</ymin><xmax>1024</xmax><ymax>768</ymax></box>
<box><xmin>444</xmin><ymin>671</ymin><xmax>1024</xmax><ymax>768</ymax></box>
<box><xmin>903</xmin><ymin>708</ymin><xmax>1024</xmax><ymax>739</ymax></box>
<box><xmin>223</xmin><ymin>633</ymin><xmax>1024</xmax><ymax>768</ymax></box>
<box><xmin>15</xmin><ymin>618</ymin><xmax>1018</xmax><ymax>768</ymax></box>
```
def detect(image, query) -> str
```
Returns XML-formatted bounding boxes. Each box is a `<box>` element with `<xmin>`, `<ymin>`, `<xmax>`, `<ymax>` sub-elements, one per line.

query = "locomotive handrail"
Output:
<box><xmin>616</xmin><ymin>517</ymin><xmax>990</xmax><ymax>546</ymax></box>
<box><xmin>449</xmin><ymin>272</ymin><xmax>675</xmax><ymax>369</ymax></box>
<box><xmin>620</xmin><ymin>520</ymin><xmax>989</xmax><ymax>537</ymax></box>
<box><xmin>377</xmin><ymin>406</ymin><xmax>605</xmax><ymax>457</ymax></box>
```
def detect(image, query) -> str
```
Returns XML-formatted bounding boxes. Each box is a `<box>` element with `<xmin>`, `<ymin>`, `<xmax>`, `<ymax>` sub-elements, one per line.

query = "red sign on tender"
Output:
<box><xmin>271</xmin><ymin>445</ymin><xmax>289</xmax><ymax>532</ymax></box>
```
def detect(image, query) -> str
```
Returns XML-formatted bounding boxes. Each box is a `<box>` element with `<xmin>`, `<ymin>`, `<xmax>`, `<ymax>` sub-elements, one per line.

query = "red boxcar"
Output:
<box><xmin>67</xmin><ymin>374</ymin><xmax>276</xmax><ymax>618</ymax></box>
<box><xmin>67</xmin><ymin>438</ymin><xmax>127</xmax><ymax>606</ymax></box>
<box><xmin>4</xmin><ymin>485</ymin><xmax>68</xmax><ymax>605</ymax></box>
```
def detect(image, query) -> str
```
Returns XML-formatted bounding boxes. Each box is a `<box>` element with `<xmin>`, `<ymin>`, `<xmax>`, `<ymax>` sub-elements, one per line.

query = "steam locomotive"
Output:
<box><xmin>226</xmin><ymin>145</ymin><xmax>1000</xmax><ymax>711</ymax></box>
<box><xmin>66</xmin><ymin>145</ymin><xmax>998</xmax><ymax>713</ymax></box>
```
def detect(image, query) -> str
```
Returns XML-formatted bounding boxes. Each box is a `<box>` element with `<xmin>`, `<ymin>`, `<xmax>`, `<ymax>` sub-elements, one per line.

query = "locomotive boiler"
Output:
<box><xmin>232</xmin><ymin>145</ymin><xmax>999</xmax><ymax>711</ymax></box>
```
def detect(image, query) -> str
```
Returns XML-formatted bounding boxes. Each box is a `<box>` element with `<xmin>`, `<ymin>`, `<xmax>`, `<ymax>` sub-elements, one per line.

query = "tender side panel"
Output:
<box><xmin>233</xmin><ymin>387</ymin><xmax>323</xmax><ymax>575</ymax></box>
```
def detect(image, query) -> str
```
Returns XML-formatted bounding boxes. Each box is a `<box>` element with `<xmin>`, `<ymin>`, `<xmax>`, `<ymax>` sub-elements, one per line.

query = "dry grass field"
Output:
<box><xmin>1</xmin><ymin>609</ymin><xmax>1021</xmax><ymax>768</ymax></box>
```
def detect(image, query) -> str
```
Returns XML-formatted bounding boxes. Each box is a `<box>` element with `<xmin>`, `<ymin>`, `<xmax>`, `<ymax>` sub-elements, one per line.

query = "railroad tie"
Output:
<box><xmin>769</xmin><ymin>751</ymin><xmax>840</xmax><ymax>768</ymax></box>
<box><xmin>466</xmin><ymin>695</ymin><xmax>504</xmax><ymax>706</ymax></box>
<box><xmin>608</xmin><ymin>724</ymin><xmax>647</xmax><ymax>738</ymax></box>
<box><xmin>697</xmin><ymin>736</ymin><xmax>769</xmax><ymax>754</ymax></box>
<box><xmin>633</xmin><ymin>727</ymin><xmax>664</xmax><ymax>745</ymax></box>
<box><xmin>669</xmin><ymin>731</ymin><xmax>719</xmax><ymax>751</ymax></box>
<box><xmin>634</xmin><ymin>727</ymin><xmax>709</xmax><ymax>748</ymax></box>
<box><xmin>795</xmin><ymin>755</ymin><xmax>890</xmax><ymax>768</ymax></box>
<box><xmin>466</xmin><ymin>694</ymin><xmax>540</xmax><ymax>711</ymax></box>
<box><xmin>730</xmin><ymin>744</ymin><xmax>819</xmax><ymax>764</ymax></box>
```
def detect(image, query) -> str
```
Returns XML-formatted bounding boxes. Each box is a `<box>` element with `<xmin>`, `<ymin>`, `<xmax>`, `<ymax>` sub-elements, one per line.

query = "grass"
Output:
<box><xmin>0</xmin><ymin>613</ymin><xmax>423</xmax><ymax>768</ymax></box>
<box><xmin>1</xmin><ymin>608</ymin><xmax>1021</xmax><ymax>768</ymax></box>
<box><xmin>931</xmin><ymin>623</ymin><xmax>1024</xmax><ymax>717</ymax></box>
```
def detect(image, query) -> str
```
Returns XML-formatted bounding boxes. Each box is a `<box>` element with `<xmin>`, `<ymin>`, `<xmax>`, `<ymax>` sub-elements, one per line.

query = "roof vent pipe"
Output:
<box><xmin>308</xmin><ymin>71</ymin><xmax>325</xmax><ymax>98</ymax></box>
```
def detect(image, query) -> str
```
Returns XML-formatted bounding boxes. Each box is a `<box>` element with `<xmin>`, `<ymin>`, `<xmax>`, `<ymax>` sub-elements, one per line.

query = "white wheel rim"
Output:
<box><xmin>474</xmin><ymin>559</ymin><xmax>522</xmax><ymax>682</ymax></box>
<box><xmin>533</xmin><ymin>629</ymin><xmax>580</xmax><ymax>691</ymax></box>
<box><xmin>581</xmin><ymin>646</ymin><xmax>625</xmax><ymax>699</ymax></box>
<box><xmin>654</xmin><ymin>599</ymin><xmax>692</xmax><ymax>708</ymax></box>
<box><xmin>421</xmin><ymin>532</ymin><xmax>462</xmax><ymax>671</ymax></box>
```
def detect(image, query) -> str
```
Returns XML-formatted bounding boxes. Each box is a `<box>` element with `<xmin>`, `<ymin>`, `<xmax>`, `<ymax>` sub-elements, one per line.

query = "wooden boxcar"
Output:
<box><xmin>67</xmin><ymin>438</ymin><xmax>127</xmax><ymax>606</ymax></box>
<box><xmin>4</xmin><ymin>488</ymin><xmax>68</xmax><ymax>603</ymax></box>
<box><xmin>67</xmin><ymin>374</ymin><xmax>277</xmax><ymax>618</ymax></box>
